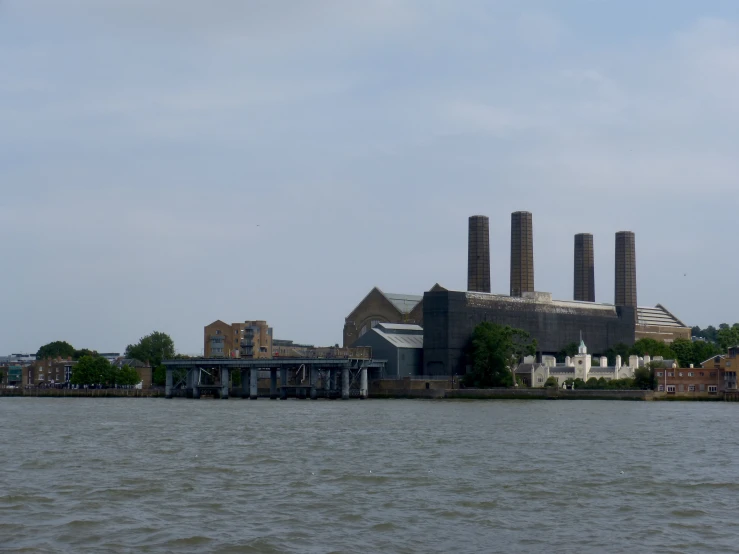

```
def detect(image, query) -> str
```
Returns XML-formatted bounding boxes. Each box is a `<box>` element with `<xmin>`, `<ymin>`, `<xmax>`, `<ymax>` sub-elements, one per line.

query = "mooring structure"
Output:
<box><xmin>162</xmin><ymin>357</ymin><xmax>383</xmax><ymax>400</ymax></box>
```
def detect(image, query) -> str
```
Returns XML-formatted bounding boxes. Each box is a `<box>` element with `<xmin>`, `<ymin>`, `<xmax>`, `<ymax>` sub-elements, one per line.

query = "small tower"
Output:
<box><xmin>573</xmin><ymin>336</ymin><xmax>592</xmax><ymax>381</ymax></box>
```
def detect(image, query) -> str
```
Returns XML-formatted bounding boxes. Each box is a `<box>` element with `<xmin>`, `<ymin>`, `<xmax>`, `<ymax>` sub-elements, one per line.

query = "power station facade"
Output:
<box><xmin>344</xmin><ymin>211</ymin><xmax>691</xmax><ymax>377</ymax></box>
<box><xmin>422</xmin><ymin>212</ymin><xmax>642</xmax><ymax>375</ymax></box>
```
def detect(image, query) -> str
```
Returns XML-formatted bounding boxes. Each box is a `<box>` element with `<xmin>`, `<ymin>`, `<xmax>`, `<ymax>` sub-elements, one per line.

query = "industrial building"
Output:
<box><xmin>352</xmin><ymin>323</ymin><xmax>423</xmax><ymax>378</ymax></box>
<box><xmin>344</xmin><ymin>211</ymin><xmax>691</xmax><ymax>377</ymax></box>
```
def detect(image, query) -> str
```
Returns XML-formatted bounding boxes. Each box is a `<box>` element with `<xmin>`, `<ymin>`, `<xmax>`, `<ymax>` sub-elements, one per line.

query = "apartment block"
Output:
<box><xmin>204</xmin><ymin>320</ymin><xmax>273</xmax><ymax>359</ymax></box>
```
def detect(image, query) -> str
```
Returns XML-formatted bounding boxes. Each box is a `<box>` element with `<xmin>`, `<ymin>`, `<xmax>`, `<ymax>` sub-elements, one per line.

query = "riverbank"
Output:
<box><xmin>0</xmin><ymin>387</ymin><xmax>728</xmax><ymax>401</ymax></box>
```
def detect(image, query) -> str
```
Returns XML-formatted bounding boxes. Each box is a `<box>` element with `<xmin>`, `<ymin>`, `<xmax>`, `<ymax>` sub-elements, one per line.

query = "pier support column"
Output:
<box><xmin>165</xmin><ymin>367</ymin><xmax>173</xmax><ymax>399</ymax></box>
<box><xmin>186</xmin><ymin>369</ymin><xmax>193</xmax><ymax>398</ymax></box>
<box><xmin>241</xmin><ymin>369</ymin><xmax>249</xmax><ymax>399</ymax></box>
<box><xmin>360</xmin><ymin>367</ymin><xmax>368</xmax><ymax>399</ymax></box>
<box><xmin>341</xmin><ymin>367</ymin><xmax>350</xmax><ymax>400</ymax></box>
<box><xmin>330</xmin><ymin>369</ymin><xmax>338</xmax><ymax>397</ymax></box>
<box><xmin>192</xmin><ymin>368</ymin><xmax>200</xmax><ymax>399</ymax></box>
<box><xmin>280</xmin><ymin>368</ymin><xmax>288</xmax><ymax>400</ymax></box>
<box><xmin>310</xmin><ymin>367</ymin><xmax>318</xmax><ymax>400</ymax></box>
<box><xmin>270</xmin><ymin>369</ymin><xmax>278</xmax><ymax>400</ymax></box>
<box><xmin>250</xmin><ymin>368</ymin><xmax>258</xmax><ymax>400</ymax></box>
<box><xmin>221</xmin><ymin>367</ymin><xmax>229</xmax><ymax>400</ymax></box>
<box><xmin>324</xmin><ymin>370</ymin><xmax>331</xmax><ymax>395</ymax></box>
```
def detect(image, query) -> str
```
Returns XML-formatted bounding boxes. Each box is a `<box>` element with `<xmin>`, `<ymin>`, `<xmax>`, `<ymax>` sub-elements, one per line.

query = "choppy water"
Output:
<box><xmin>1</xmin><ymin>398</ymin><xmax>738</xmax><ymax>553</ymax></box>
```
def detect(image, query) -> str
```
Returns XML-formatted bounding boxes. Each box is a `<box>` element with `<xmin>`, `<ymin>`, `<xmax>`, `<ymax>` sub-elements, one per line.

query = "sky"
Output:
<box><xmin>1</xmin><ymin>0</ymin><xmax>738</xmax><ymax>355</ymax></box>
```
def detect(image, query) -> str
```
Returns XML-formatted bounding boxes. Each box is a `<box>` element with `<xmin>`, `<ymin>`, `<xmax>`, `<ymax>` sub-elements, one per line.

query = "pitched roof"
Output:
<box><xmin>637</xmin><ymin>304</ymin><xmax>687</xmax><ymax>328</ymax></box>
<box><xmin>380</xmin><ymin>292</ymin><xmax>423</xmax><ymax>314</ymax></box>
<box><xmin>370</xmin><ymin>326</ymin><xmax>423</xmax><ymax>349</ymax></box>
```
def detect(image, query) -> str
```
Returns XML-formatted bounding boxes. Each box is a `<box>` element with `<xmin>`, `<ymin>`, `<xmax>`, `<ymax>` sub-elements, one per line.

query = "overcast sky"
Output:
<box><xmin>1</xmin><ymin>1</ymin><xmax>738</xmax><ymax>355</ymax></box>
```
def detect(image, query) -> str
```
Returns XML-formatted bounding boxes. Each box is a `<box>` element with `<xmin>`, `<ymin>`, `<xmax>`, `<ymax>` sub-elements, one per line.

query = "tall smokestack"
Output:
<box><xmin>510</xmin><ymin>211</ymin><xmax>534</xmax><ymax>297</ymax></box>
<box><xmin>614</xmin><ymin>231</ymin><xmax>637</xmax><ymax>307</ymax></box>
<box><xmin>574</xmin><ymin>233</ymin><xmax>595</xmax><ymax>302</ymax></box>
<box><xmin>467</xmin><ymin>215</ymin><xmax>491</xmax><ymax>293</ymax></box>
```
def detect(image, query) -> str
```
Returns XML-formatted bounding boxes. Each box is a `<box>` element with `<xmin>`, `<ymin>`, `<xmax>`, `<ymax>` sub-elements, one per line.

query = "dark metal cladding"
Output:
<box><xmin>510</xmin><ymin>211</ymin><xmax>534</xmax><ymax>297</ymax></box>
<box><xmin>574</xmin><ymin>233</ymin><xmax>595</xmax><ymax>302</ymax></box>
<box><xmin>467</xmin><ymin>215</ymin><xmax>491</xmax><ymax>293</ymax></box>
<box><xmin>615</xmin><ymin>231</ymin><xmax>637</xmax><ymax>307</ymax></box>
<box><xmin>422</xmin><ymin>290</ymin><xmax>636</xmax><ymax>376</ymax></box>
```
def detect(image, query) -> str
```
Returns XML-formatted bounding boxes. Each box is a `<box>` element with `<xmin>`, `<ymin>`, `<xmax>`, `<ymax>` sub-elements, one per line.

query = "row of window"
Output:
<box><xmin>656</xmin><ymin>371</ymin><xmax>717</xmax><ymax>378</ymax></box>
<box><xmin>659</xmin><ymin>385</ymin><xmax>717</xmax><ymax>393</ymax></box>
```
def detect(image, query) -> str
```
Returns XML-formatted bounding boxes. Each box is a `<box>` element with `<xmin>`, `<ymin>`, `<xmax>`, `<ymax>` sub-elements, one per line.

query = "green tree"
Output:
<box><xmin>717</xmin><ymin>325</ymin><xmax>739</xmax><ymax>350</ymax></box>
<box><xmin>36</xmin><ymin>341</ymin><xmax>75</xmax><ymax>360</ymax></box>
<box><xmin>116</xmin><ymin>365</ymin><xmax>141</xmax><ymax>387</ymax></box>
<box><xmin>543</xmin><ymin>376</ymin><xmax>558</xmax><ymax>388</ymax></box>
<box><xmin>463</xmin><ymin>322</ymin><xmax>537</xmax><ymax>388</ymax></box>
<box><xmin>72</xmin><ymin>348</ymin><xmax>96</xmax><ymax>361</ymax></box>
<box><xmin>670</xmin><ymin>339</ymin><xmax>694</xmax><ymax>367</ymax></box>
<box><xmin>555</xmin><ymin>343</ymin><xmax>579</xmax><ymax>364</ymax></box>
<box><xmin>152</xmin><ymin>365</ymin><xmax>166</xmax><ymax>387</ymax></box>
<box><xmin>125</xmin><ymin>331</ymin><xmax>175</xmax><ymax>368</ymax></box>
<box><xmin>692</xmin><ymin>341</ymin><xmax>723</xmax><ymax>366</ymax></box>
<box><xmin>629</xmin><ymin>338</ymin><xmax>674</xmax><ymax>359</ymax></box>
<box><xmin>604</xmin><ymin>343</ymin><xmax>631</xmax><ymax>367</ymax></box>
<box><xmin>632</xmin><ymin>366</ymin><xmax>654</xmax><ymax>390</ymax></box>
<box><xmin>71</xmin><ymin>355</ymin><xmax>114</xmax><ymax>386</ymax></box>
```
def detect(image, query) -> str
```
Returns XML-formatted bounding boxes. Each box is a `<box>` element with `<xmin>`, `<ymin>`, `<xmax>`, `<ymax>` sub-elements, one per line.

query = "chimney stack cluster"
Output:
<box><xmin>465</xmin><ymin>212</ymin><xmax>637</xmax><ymax>307</ymax></box>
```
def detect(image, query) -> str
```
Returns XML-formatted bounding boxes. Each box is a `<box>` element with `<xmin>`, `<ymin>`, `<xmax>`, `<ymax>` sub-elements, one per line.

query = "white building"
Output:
<box><xmin>515</xmin><ymin>340</ymin><xmax>675</xmax><ymax>388</ymax></box>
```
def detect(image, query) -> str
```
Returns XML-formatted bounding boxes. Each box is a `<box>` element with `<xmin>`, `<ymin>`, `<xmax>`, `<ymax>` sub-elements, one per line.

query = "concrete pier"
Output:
<box><xmin>241</xmin><ymin>369</ymin><xmax>249</xmax><ymax>399</ymax></box>
<box><xmin>221</xmin><ymin>367</ymin><xmax>229</xmax><ymax>399</ymax></box>
<box><xmin>270</xmin><ymin>369</ymin><xmax>278</xmax><ymax>400</ymax></box>
<box><xmin>249</xmin><ymin>368</ymin><xmax>258</xmax><ymax>400</ymax></box>
<box><xmin>280</xmin><ymin>368</ymin><xmax>288</xmax><ymax>400</ymax></box>
<box><xmin>310</xmin><ymin>367</ymin><xmax>318</xmax><ymax>400</ymax></box>
<box><xmin>165</xmin><ymin>368</ymin><xmax>173</xmax><ymax>399</ymax></box>
<box><xmin>331</xmin><ymin>369</ymin><xmax>338</xmax><ymax>395</ymax></box>
<box><xmin>342</xmin><ymin>368</ymin><xmax>350</xmax><ymax>400</ymax></box>
<box><xmin>360</xmin><ymin>368</ymin><xmax>368</xmax><ymax>399</ymax></box>
<box><xmin>192</xmin><ymin>369</ymin><xmax>200</xmax><ymax>399</ymax></box>
<box><xmin>162</xmin><ymin>358</ymin><xmax>381</xmax><ymax>401</ymax></box>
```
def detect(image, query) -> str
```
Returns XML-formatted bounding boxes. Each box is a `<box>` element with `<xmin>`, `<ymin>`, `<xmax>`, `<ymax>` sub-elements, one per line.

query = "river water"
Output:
<box><xmin>1</xmin><ymin>398</ymin><xmax>737</xmax><ymax>553</ymax></box>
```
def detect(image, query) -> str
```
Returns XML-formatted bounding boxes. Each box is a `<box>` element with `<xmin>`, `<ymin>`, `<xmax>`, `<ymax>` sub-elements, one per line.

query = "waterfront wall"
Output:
<box><xmin>446</xmin><ymin>388</ymin><xmax>654</xmax><ymax>401</ymax></box>
<box><xmin>0</xmin><ymin>388</ymin><xmax>165</xmax><ymax>398</ymax></box>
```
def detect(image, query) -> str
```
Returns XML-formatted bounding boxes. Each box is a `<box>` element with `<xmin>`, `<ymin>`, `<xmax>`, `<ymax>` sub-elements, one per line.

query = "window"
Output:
<box><xmin>668</xmin><ymin>372</ymin><xmax>674</xmax><ymax>377</ymax></box>
<box><xmin>710</xmin><ymin>372</ymin><xmax>717</xmax><ymax>377</ymax></box>
<box><xmin>678</xmin><ymin>372</ymin><xmax>683</xmax><ymax>377</ymax></box>
<box><xmin>359</xmin><ymin>325</ymin><xmax>367</xmax><ymax>337</ymax></box>
<box><xmin>216</xmin><ymin>330</ymin><xmax>221</xmax><ymax>335</ymax></box>
<box><xmin>708</xmin><ymin>385</ymin><xmax>717</xmax><ymax>393</ymax></box>
<box><xmin>688</xmin><ymin>385</ymin><xmax>695</xmax><ymax>392</ymax></box>
<box><xmin>537</xmin><ymin>376</ymin><xmax>543</xmax><ymax>383</ymax></box>
<box><xmin>656</xmin><ymin>372</ymin><xmax>663</xmax><ymax>377</ymax></box>
<box><xmin>688</xmin><ymin>372</ymin><xmax>694</xmax><ymax>377</ymax></box>
<box><xmin>371</xmin><ymin>320</ymin><xmax>380</xmax><ymax>328</ymax></box>
<box><xmin>728</xmin><ymin>361</ymin><xmax>733</xmax><ymax>367</ymax></box>
<box><xmin>700</xmin><ymin>372</ymin><xmax>705</xmax><ymax>376</ymax></box>
<box><xmin>667</xmin><ymin>385</ymin><xmax>676</xmax><ymax>392</ymax></box>
<box><xmin>678</xmin><ymin>384</ymin><xmax>684</xmax><ymax>392</ymax></box>
<box><xmin>658</xmin><ymin>385</ymin><xmax>664</xmax><ymax>391</ymax></box>
<box><xmin>700</xmin><ymin>384</ymin><xmax>705</xmax><ymax>392</ymax></box>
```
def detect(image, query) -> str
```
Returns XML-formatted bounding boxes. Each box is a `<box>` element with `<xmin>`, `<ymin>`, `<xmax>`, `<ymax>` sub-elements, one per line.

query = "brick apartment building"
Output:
<box><xmin>655</xmin><ymin>346</ymin><xmax>739</xmax><ymax>395</ymax></box>
<box><xmin>203</xmin><ymin>320</ymin><xmax>273</xmax><ymax>358</ymax></box>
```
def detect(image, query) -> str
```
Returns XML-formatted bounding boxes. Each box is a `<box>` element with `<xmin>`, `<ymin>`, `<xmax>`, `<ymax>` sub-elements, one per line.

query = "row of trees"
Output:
<box><xmin>35</xmin><ymin>331</ymin><xmax>178</xmax><ymax>387</ymax></box>
<box><xmin>70</xmin><ymin>356</ymin><xmax>141</xmax><ymax>387</ymax></box>
<box><xmin>692</xmin><ymin>323</ymin><xmax>739</xmax><ymax>349</ymax></box>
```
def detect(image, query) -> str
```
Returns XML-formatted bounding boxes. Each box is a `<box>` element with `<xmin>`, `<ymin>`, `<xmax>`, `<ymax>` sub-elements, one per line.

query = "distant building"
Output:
<box><xmin>24</xmin><ymin>359</ymin><xmax>76</xmax><ymax>386</ymax></box>
<box><xmin>515</xmin><ymin>341</ymin><xmax>674</xmax><ymax>387</ymax></box>
<box><xmin>343</xmin><ymin>285</ymin><xmax>445</xmax><ymax>347</ymax></box>
<box><xmin>203</xmin><ymin>320</ymin><xmax>273</xmax><ymax>358</ymax></box>
<box><xmin>353</xmin><ymin>323</ymin><xmax>423</xmax><ymax>377</ymax></box>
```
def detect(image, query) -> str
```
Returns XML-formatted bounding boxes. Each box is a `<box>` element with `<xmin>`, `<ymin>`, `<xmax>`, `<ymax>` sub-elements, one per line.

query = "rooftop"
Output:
<box><xmin>371</xmin><ymin>326</ymin><xmax>423</xmax><ymax>349</ymax></box>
